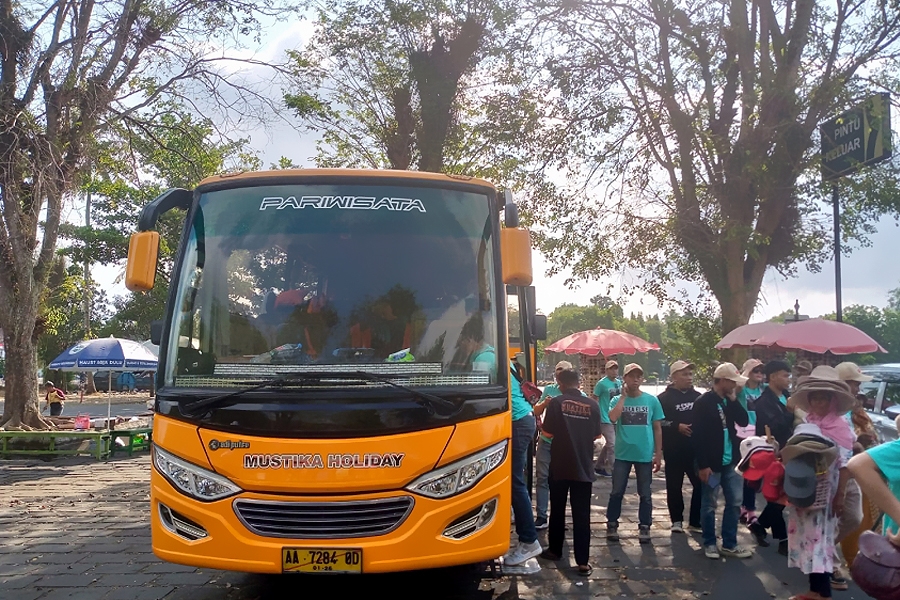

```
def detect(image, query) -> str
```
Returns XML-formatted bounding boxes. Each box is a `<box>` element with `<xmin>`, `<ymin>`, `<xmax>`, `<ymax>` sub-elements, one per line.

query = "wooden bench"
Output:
<box><xmin>0</xmin><ymin>430</ymin><xmax>112</xmax><ymax>460</ymax></box>
<box><xmin>110</xmin><ymin>427</ymin><xmax>153</xmax><ymax>456</ymax></box>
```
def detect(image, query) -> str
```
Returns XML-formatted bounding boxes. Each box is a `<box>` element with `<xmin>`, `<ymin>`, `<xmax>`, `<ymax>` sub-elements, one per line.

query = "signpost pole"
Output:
<box><xmin>820</xmin><ymin>93</ymin><xmax>891</xmax><ymax>324</ymax></box>
<box><xmin>832</xmin><ymin>184</ymin><xmax>843</xmax><ymax>322</ymax></box>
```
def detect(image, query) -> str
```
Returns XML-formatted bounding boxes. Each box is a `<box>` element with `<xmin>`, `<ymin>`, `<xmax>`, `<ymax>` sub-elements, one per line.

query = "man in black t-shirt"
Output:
<box><xmin>539</xmin><ymin>368</ymin><xmax>602</xmax><ymax>576</ymax></box>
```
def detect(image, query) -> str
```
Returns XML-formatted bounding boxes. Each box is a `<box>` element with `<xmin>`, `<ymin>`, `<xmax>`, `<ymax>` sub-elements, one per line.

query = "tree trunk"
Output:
<box><xmin>85</xmin><ymin>371</ymin><xmax>97</xmax><ymax>395</ymax></box>
<box><xmin>0</xmin><ymin>327</ymin><xmax>53</xmax><ymax>430</ymax></box>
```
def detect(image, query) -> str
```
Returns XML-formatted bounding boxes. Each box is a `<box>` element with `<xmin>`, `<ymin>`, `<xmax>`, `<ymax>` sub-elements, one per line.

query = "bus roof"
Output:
<box><xmin>196</xmin><ymin>169</ymin><xmax>497</xmax><ymax>192</ymax></box>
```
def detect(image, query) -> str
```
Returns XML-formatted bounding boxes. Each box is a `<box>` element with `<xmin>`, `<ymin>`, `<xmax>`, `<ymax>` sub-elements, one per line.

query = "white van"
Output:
<box><xmin>859</xmin><ymin>364</ymin><xmax>900</xmax><ymax>442</ymax></box>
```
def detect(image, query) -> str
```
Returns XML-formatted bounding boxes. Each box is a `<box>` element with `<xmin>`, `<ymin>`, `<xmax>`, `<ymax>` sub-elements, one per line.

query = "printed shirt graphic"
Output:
<box><xmin>542</xmin><ymin>390</ymin><xmax>603</xmax><ymax>482</ymax></box>
<box><xmin>867</xmin><ymin>439</ymin><xmax>900</xmax><ymax>536</ymax></box>
<box><xmin>717</xmin><ymin>398</ymin><xmax>732</xmax><ymax>466</ymax></box>
<box><xmin>610</xmin><ymin>392</ymin><xmax>664</xmax><ymax>463</ymax></box>
<box><xmin>593</xmin><ymin>377</ymin><xmax>622</xmax><ymax>424</ymax></box>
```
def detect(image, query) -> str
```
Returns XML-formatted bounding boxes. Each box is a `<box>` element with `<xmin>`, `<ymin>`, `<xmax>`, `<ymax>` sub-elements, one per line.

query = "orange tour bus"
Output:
<box><xmin>125</xmin><ymin>169</ymin><xmax>534</xmax><ymax>574</ymax></box>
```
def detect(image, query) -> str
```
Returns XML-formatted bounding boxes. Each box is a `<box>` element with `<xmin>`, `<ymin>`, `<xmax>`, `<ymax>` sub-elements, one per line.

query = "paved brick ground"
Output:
<box><xmin>0</xmin><ymin>456</ymin><xmax>873</xmax><ymax>599</ymax></box>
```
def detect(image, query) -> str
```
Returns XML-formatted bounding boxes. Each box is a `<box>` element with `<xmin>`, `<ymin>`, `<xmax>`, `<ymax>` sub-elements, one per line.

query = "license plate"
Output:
<box><xmin>282</xmin><ymin>547</ymin><xmax>362</xmax><ymax>573</ymax></box>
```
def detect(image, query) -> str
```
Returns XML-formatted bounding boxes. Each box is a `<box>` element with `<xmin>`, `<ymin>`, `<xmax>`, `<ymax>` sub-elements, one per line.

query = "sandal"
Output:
<box><xmin>830</xmin><ymin>571</ymin><xmax>849</xmax><ymax>591</ymax></box>
<box><xmin>576</xmin><ymin>564</ymin><xmax>593</xmax><ymax>576</ymax></box>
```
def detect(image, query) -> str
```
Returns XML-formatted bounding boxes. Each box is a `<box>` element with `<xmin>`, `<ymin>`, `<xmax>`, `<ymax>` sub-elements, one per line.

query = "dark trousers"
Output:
<box><xmin>809</xmin><ymin>572</ymin><xmax>832</xmax><ymax>598</ymax></box>
<box><xmin>742</xmin><ymin>480</ymin><xmax>759</xmax><ymax>512</ymax></box>
<box><xmin>663</xmin><ymin>446</ymin><xmax>701</xmax><ymax>526</ymax></box>
<box><xmin>548</xmin><ymin>478</ymin><xmax>592</xmax><ymax>567</ymax></box>
<box><xmin>49</xmin><ymin>403</ymin><xmax>63</xmax><ymax>416</ymax></box>
<box><xmin>757</xmin><ymin>501</ymin><xmax>787</xmax><ymax>541</ymax></box>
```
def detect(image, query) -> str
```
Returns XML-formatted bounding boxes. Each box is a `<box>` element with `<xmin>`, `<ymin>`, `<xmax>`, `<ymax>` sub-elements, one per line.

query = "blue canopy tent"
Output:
<box><xmin>49</xmin><ymin>337</ymin><xmax>158</xmax><ymax>428</ymax></box>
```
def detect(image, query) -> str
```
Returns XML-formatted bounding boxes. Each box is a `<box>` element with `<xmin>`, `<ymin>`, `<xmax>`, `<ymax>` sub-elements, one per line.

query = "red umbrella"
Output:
<box><xmin>545</xmin><ymin>328</ymin><xmax>660</xmax><ymax>356</ymax></box>
<box><xmin>753</xmin><ymin>318</ymin><xmax>887</xmax><ymax>355</ymax></box>
<box><xmin>715</xmin><ymin>321</ymin><xmax>786</xmax><ymax>350</ymax></box>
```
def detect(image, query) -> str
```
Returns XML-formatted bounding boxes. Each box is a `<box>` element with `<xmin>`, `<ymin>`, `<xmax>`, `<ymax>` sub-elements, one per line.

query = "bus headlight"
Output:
<box><xmin>406</xmin><ymin>441</ymin><xmax>507</xmax><ymax>499</ymax></box>
<box><xmin>153</xmin><ymin>445</ymin><xmax>242</xmax><ymax>501</ymax></box>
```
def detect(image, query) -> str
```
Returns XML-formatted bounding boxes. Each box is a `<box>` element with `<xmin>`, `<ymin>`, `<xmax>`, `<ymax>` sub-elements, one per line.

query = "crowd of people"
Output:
<box><xmin>500</xmin><ymin>355</ymin><xmax>900</xmax><ymax>600</ymax></box>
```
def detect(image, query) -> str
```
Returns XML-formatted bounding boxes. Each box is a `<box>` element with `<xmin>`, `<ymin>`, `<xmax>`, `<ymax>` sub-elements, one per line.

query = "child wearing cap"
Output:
<box><xmin>737</xmin><ymin>358</ymin><xmax>765</xmax><ymax>526</ymax></box>
<box><xmin>592</xmin><ymin>360</ymin><xmax>622</xmax><ymax>478</ymax></box>
<box><xmin>605</xmin><ymin>363</ymin><xmax>664</xmax><ymax>544</ymax></box>
<box><xmin>691</xmin><ymin>362</ymin><xmax>752</xmax><ymax>560</ymax></box>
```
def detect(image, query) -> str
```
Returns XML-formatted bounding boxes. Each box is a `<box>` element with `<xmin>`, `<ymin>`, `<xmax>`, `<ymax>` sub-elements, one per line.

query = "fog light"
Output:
<box><xmin>158</xmin><ymin>502</ymin><xmax>208</xmax><ymax>541</ymax></box>
<box><xmin>442</xmin><ymin>498</ymin><xmax>498</xmax><ymax>540</ymax></box>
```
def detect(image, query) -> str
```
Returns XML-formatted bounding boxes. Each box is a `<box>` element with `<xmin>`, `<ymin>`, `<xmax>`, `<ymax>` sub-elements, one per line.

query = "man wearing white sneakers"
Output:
<box><xmin>692</xmin><ymin>362</ymin><xmax>753</xmax><ymax>560</ymax></box>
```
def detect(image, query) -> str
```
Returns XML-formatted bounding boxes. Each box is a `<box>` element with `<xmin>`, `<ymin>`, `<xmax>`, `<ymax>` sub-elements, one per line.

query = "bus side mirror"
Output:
<box><xmin>125</xmin><ymin>231</ymin><xmax>160</xmax><ymax>291</ymax></box>
<box><xmin>500</xmin><ymin>227</ymin><xmax>533</xmax><ymax>286</ymax></box>
<box><xmin>150</xmin><ymin>320</ymin><xmax>163</xmax><ymax>346</ymax></box>
<box><xmin>533</xmin><ymin>314</ymin><xmax>547</xmax><ymax>340</ymax></box>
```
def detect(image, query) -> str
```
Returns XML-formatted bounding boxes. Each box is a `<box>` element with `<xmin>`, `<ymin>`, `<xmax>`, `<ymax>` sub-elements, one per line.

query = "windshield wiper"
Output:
<box><xmin>180</xmin><ymin>371</ymin><xmax>460</xmax><ymax>416</ymax></box>
<box><xmin>327</xmin><ymin>370</ymin><xmax>460</xmax><ymax>415</ymax></box>
<box><xmin>180</xmin><ymin>374</ymin><xmax>316</xmax><ymax>416</ymax></box>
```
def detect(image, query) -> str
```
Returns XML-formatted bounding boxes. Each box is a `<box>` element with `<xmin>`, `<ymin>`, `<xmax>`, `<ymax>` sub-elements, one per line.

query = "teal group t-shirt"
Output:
<box><xmin>593</xmin><ymin>377</ymin><xmax>622</xmax><ymax>424</ymax></box>
<box><xmin>866</xmin><ymin>439</ymin><xmax>900</xmax><ymax>536</ymax></box>
<box><xmin>510</xmin><ymin>363</ymin><xmax>532</xmax><ymax>421</ymax></box>
<box><xmin>738</xmin><ymin>385</ymin><xmax>763</xmax><ymax>426</ymax></box>
<box><xmin>471</xmin><ymin>345</ymin><xmax>496</xmax><ymax>373</ymax></box>
<box><xmin>610</xmin><ymin>392</ymin><xmax>664</xmax><ymax>463</ymax></box>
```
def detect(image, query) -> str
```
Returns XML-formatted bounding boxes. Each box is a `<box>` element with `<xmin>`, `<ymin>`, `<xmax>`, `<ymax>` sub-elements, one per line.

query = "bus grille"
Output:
<box><xmin>233</xmin><ymin>496</ymin><xmax>415</xmax><ymax>539</ymax></box>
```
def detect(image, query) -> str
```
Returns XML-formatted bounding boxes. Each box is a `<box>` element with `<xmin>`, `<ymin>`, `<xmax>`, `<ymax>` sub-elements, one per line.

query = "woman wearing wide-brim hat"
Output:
<box><xmin>786</xmin><ymin>366</ymin><xmax>857</xmax><ymax>600</ymax></box>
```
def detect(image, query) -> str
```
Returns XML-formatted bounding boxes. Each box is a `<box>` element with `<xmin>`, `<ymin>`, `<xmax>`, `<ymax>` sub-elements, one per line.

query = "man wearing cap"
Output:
<box><xmin>737</xmin><ymin>358</ymin><xmax>765</xmax><ymax>526</ymax></box>
<box><xmin>539</xmin><ymin>368</ymin><xmax>603</xmax><ymax>575</ymax></box>
<box><xmin>592</xmin><ymin>360</ymin><xmax>622</xmax><ymax>478</ymax></box>
<box><xmin>658</xmin><ymin>360</ymin><xmax>702</xmax><ymax>534</ymax></box>
<box><xmin>532</xmin><ymin>360</ymin><xmax>578</xmax><ymax>529</ymax></box>
<box><xmin>692</xmin><ymin>362</ymin><xmax>752</xmax><ymax>560</ymax></box>
<box><xmin>605</xmin><ymin>363</ymin><xmax>664</xmax><ymax>544</ymax></box>
<box><xmin>749</xmin><ymin>359</ymin><xmax>795</xmax><ymax>554</ymax></box>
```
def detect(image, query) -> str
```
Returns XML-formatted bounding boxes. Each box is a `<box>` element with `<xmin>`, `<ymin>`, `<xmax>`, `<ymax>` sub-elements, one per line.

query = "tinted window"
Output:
<box><xmin>163</xmin><ymin>183</ymin><xmax>501</xmax><ymax>387</ymax></box>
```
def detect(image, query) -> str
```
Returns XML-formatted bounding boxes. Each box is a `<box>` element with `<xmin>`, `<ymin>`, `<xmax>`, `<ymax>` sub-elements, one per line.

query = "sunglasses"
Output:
<box><xmin>751</xmin><ymin>368</ymin><xmax>764</xmax><ymax>374</ymax></box>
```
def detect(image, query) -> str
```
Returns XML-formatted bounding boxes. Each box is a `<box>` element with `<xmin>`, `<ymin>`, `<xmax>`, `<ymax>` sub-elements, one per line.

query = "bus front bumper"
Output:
<box><xmin>149</xmin><ymin>467</ymin><xmax>511</xmax><ymax>573</ymax></box>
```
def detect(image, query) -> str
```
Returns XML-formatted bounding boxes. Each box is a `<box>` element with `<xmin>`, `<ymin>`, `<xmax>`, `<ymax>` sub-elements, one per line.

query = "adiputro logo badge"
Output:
<box><xmin>209</xmin><ymin>439</ymin><xmax>250</xmax><ymax>451</ymax></box>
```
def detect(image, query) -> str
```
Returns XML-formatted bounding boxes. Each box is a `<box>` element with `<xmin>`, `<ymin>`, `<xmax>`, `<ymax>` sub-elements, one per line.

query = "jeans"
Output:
<box><xmin>606</xmin><ymin>459</ymin><xmax>653</xmax><ymax>527</ymax></box>
<box><xmin>757</xmin><ymin>501</ymin><xmax>787</xmax><ymax>541</ymax></box>
<box><xmin>548</xmin><ymin>479</ymin><xmax>592</xmax><ymax>566</ymax></box>
<box><xmin>700</xmin><ymin>465</ymin><xmax>742</xmax><ymax>549</ymax></box>
<box><xmin>534</xmin><ymin>437</ymin><xmax>551</xmax><ymax>521</ymax></box>
<box><xmin>663</xmin><ymin>445</ymin><xmax>701</xmax><ymax>526</ymax></box>
<box><xmin>595</xmin><ymin>423</ymin><xmax>616</xmax><ymax>472</ymax></box>
<box><xmin>50</xmin><ymin>403</ymin><xmax>63</xmax><ymax>416</ymax></box>
<box><xmin>511</xmin><ymin>413</ymin><xmax>537</xmax><ymax>544</ymax></box>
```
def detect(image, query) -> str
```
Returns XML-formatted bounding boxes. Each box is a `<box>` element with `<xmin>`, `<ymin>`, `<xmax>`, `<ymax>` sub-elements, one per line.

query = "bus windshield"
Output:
<box><xmin>163</xmin><ymin>183</ymin><xmax>501</xmax><ymax>388</ymax></box>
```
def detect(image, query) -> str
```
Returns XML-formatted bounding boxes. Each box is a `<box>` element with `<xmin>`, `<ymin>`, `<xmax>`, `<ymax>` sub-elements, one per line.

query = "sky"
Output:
<box><xmin>78</xmin><ymin>16</ymin><xmax>900</xmax><ymax>328</ymax></box>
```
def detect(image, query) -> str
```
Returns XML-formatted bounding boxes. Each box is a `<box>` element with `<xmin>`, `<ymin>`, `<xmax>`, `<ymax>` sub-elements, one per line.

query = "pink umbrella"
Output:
<box><xmin>715</xmin><ymin>321</ymin><xmax>786</xmax><ymax>350</ymax></box>
<box><xmin>545</xmin><ymin>328</ymin><xmax>660</xmax><ymax>356</ymax></box>
<box><xmin>753</xmin><ymin>318</ymin><xmax>886</xmax><ymax>355</ymax></box>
